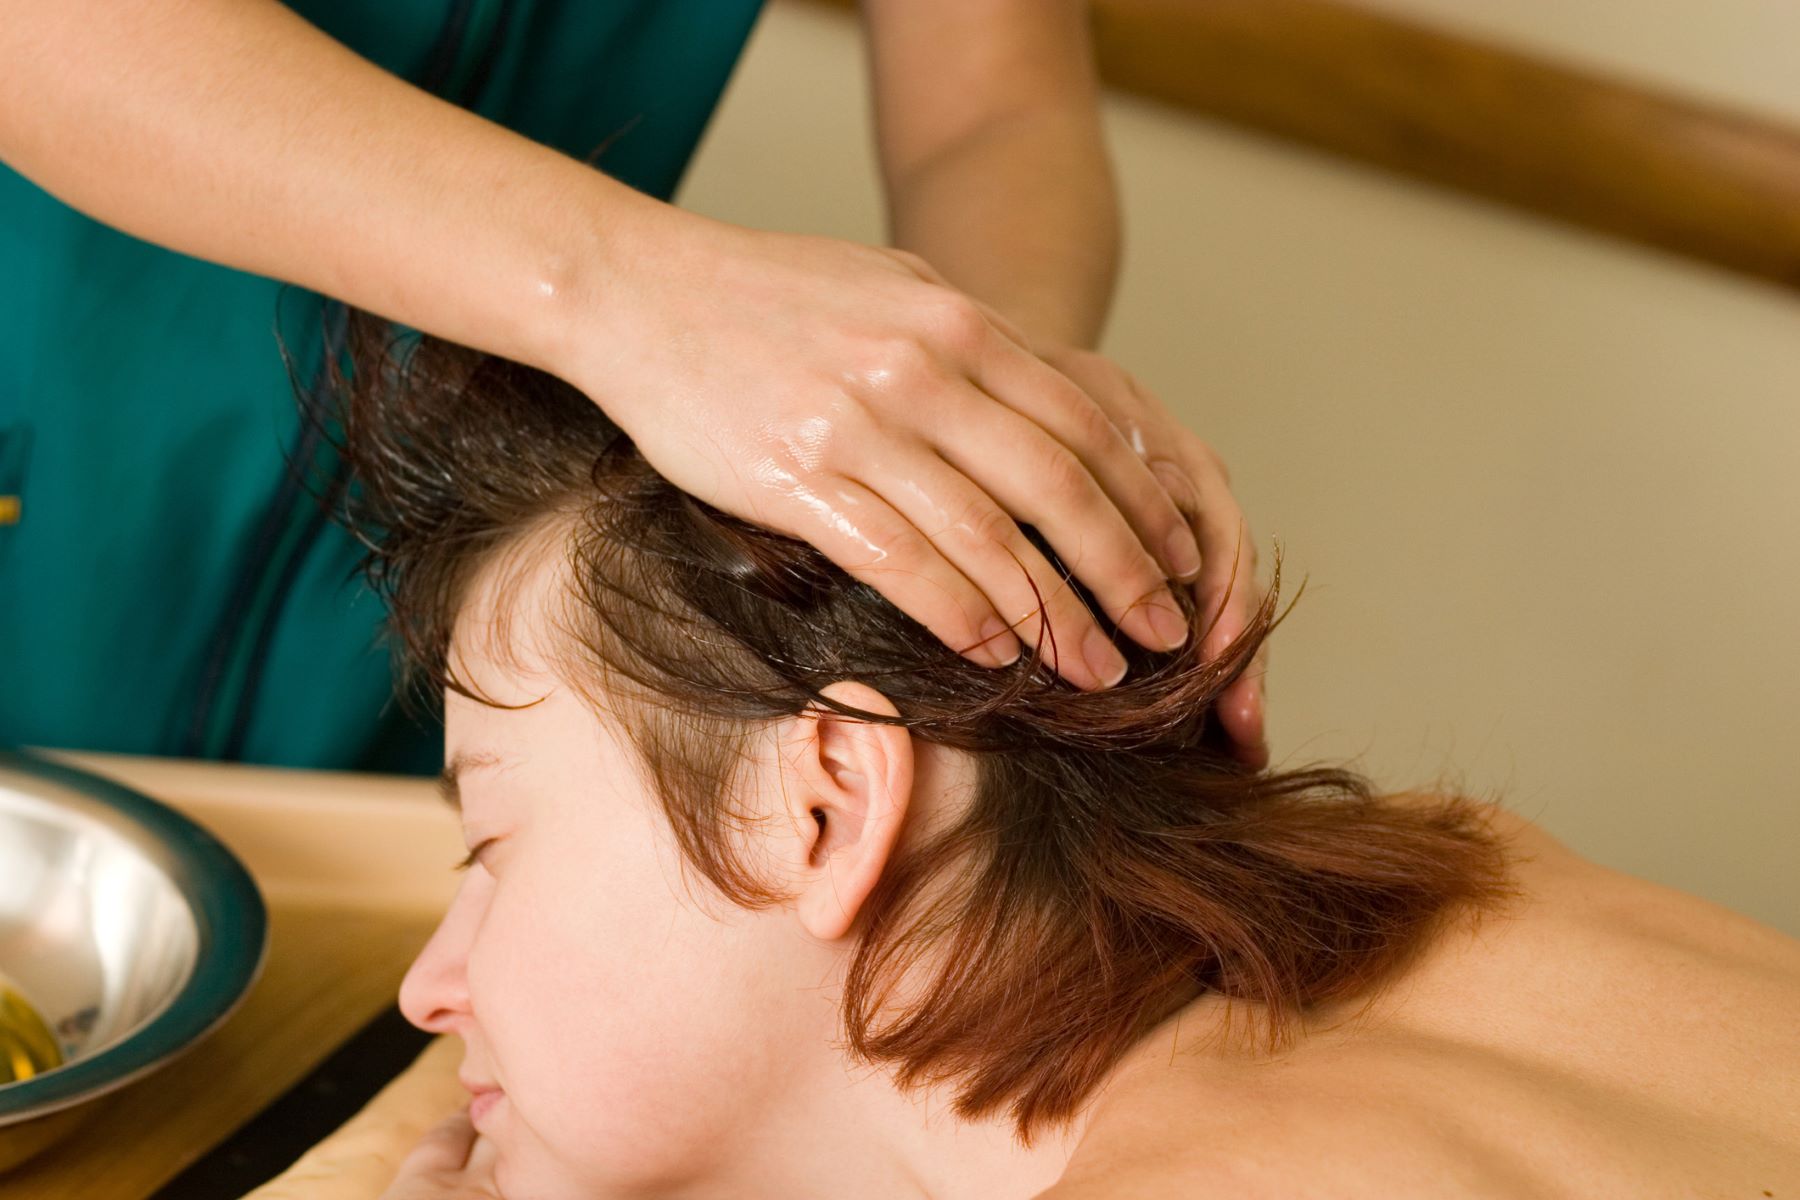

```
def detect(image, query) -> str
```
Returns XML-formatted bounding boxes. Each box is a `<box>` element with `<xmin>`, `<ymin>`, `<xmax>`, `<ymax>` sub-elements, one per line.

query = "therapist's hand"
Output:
<box><xmin>1032</xmin><ymin>343</ymin><xmax>1270</xmax><ymax>768</ymax></box>
<box><xmin>243</xmin><ymin>1035</ymin><xmax>477</xmax><ymax>1200</ymax></box>
<box><xmin>377</xmin><ymin>1108</ymin><xmax>500</xmax><ymax>1199</ymax></box>
<box><xmin>562</xmin><ymin>206</ymin><xmax>1204</xmax><ymax>692</ymax></box>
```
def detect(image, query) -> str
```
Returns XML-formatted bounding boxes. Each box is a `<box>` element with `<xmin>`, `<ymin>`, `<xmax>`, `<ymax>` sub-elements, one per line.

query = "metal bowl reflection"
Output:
<box><xmin>0</xmin><ymin>750</ymin><xmax>267</xmax><ymax>1174</ymax></box>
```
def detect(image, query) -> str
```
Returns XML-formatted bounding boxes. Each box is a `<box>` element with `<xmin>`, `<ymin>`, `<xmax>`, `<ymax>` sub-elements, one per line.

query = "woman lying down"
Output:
<box><xmin>336</xmin><ymin>326</ymin><xmax>1800</xmax><ymax>1200</ymax></box>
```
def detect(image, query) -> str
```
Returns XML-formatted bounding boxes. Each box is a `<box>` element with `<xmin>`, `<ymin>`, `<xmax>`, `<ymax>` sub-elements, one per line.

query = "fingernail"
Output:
<box><xmin>1083</xmin><ymin>625</ymin><xmax>1127</xmax><ymax>689</ymax></box>
<box><xmin>1146</xmin><ymin>594</ymin><xmax>1190</xmax><ymax>651</ymax></box>
<box><xmin>977</xmin><ymin>617</ymin><xmax>1022</xmax><ymax>667</ymax></box>
<box><xmin>1164</xmin><ymin>527</ymin><xmax>1201</xmax><ymax>581</ymax></box>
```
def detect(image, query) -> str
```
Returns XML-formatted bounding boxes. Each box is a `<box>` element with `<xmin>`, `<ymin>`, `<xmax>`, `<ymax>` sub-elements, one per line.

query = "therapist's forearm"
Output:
<box><xmin>0</xmin><ymin>0</ymin><xmax>648</xmax><ymax>377</ymax></box>
<box><xmin>884</xmin><ymin>104</ymin><xmax>1121</xmax><ymax>351</ymax></box>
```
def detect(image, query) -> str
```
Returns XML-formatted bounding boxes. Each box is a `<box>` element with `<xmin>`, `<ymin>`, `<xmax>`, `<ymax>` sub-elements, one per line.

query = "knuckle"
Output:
<box><xmin>875</xmin><ymin>521</ymin><xmax>934</xmax><ymax>568</ymax></box>
<box><xmin>1037</xmin><ymin>445</ymin><xmax>1095</xmax><ymax>502</ymax></box>
<box><xmin>1046</xmin><ymin>592</ymin><xmax>1095</xmax><ymax>640</ymax></box>
<box><xmin>1008</xmin><ymin>580</ymin><xmax>1059</xmax><ymax>633</ymax></box>
<box><xmin>1067</xmin><ymin>391</ymin><xmax>1121</xmax><ymax>450</ymax></box>
<box><xmin>1152</xmin><ymin>462</ymin><xmax>1200</xmax><ymax>516</ymax></box>
<box><xmin>959</xmin><ymin>499</ymin><xmax>1020</xmax><ymax>549</ymax></box>
<box><xmin>1097</xmin><ymin>541</ymin><xmax>1170</xmax><ymax>605</ymax></box>
<box><xmin>772</xmin><ymin>403</ymin><xmax>871</xmax><ymax>475</ymax></box>
<box><xmin>1103</xmin><ymin>562</ymin><xmax>1166</xmax><ymax>617</ymax></box>
<box><xmin>824</xmin><ymin>395</ymin><xmax>883</xmax><ymax>452</ymax></box>
<box><xmin>873</xmin><ymin>336</ymin><xmax>938</xmax><ymax>386</ymax></box>
<box><xmin>925</xmin><ymin>294</ymin><xmax>989</xmax><ymax>355</ymax></box>
<box><xmin>1134</xmin><ymin>553</ymin><xmax>1172</xmax><ymax>596</ymax></box>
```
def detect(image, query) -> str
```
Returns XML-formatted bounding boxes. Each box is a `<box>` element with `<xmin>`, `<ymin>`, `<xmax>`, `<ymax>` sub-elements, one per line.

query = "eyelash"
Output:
<box><xmin>453</xmin><ymin>837</ymin><xmax>496</xmax><ymax>873</ymax></box>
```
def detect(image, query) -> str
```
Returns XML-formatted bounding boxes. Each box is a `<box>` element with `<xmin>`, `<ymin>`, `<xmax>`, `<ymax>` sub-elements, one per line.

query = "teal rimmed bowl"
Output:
<box><xmin>0</xmin><ymin>750</ymin><xmax>268</xmax><ymax>1173</ymax></box>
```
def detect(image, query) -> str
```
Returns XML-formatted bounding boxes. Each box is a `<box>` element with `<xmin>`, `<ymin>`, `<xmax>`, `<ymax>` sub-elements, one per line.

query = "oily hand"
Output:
<box><xmin>572</xmin><ymin>209</ymin><xmax>1205</xmax><ymax>692</ymax></box>
<box><xmin>1034</xmin><ymin>343</ymin><xmax>1269</xmax><ymax>768</ymax></box>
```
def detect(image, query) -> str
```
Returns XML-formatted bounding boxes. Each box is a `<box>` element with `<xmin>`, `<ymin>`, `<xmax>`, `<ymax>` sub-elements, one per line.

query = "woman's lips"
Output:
<box><xmin>469</xmin><ymin>1088</ymin><xmax>504</xmax><ymax>1127</ymax></box>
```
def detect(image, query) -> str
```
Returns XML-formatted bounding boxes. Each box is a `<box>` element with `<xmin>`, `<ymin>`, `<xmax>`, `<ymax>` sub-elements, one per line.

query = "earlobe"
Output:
<box><xmin>788</xmin><ymin>681</ymin><xmax>912</xmax><ymax>942</ymax></box>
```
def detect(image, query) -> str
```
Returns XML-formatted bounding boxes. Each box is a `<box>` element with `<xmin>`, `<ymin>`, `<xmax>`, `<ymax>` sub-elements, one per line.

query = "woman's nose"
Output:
<box><xmin>398</xmin><ymin>892</ymin><xmax>478</xmax><ymax>1033</ymax></box>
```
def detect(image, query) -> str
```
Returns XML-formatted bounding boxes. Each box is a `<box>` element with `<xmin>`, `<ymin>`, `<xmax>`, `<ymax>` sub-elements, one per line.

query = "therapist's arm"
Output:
<box><xmin>0</xmin><ymin>0</ymin><xmax>1206</xmax><ymax>690</ymax></box>
<box><xmin>0</xmin><ymin>0</ymin><xmax>629</xmax><ymax>377</ymax></box>
<box><xmin>864</xmin><ymin>0</ymin><xmax>1271</xmax><ymax>761</ymax></box>
<box><xmin>863</xmin><ymin>0</ymin><xmax>1118</xmax><ymax>349</ymax></box>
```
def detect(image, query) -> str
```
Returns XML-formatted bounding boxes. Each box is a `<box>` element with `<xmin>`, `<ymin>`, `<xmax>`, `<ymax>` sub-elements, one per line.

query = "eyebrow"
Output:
<box><xmin>437</xmin><ymin>751</ymin><xmax>505</xmax><ymax>812</ymax></box>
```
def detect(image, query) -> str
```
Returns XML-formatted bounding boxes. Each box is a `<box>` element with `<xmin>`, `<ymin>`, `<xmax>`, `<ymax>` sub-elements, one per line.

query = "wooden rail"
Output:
<box><xmin>810</xmin><ymin>0</ymin><xmax>1800</xmax><ymax>291</ymax></box>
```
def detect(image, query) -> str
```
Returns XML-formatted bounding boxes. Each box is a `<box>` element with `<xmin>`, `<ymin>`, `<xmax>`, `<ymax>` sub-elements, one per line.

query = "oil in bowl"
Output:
<box><xmin>0</xmin><ymin>751</ymin><xmax>267</xmax><ymax>1176</ymax></box>
<box><xmin>0</xmin><ymin>969</ymin><xmax>64</xmax><ymax>1085</ymax></box>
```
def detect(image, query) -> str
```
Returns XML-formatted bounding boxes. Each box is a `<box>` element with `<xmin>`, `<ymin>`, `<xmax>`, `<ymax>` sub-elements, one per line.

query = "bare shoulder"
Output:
<box><xmin>1406</xmin><ymin>791</ymin><xmax>1800</xmax><ymax>957</ymax></box>
<box><xmin>1039</xmin><ymin>1085</ymin><xmax>1535</xmax><ymax>1200</ymax></box>
<box><xmin>1041</xmin><ymin>795</ymin><xmax>1800</xmax><ymax>1200</ymax></box>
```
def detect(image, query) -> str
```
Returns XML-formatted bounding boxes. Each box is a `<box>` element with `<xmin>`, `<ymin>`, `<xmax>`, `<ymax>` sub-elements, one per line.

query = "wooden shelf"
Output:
<box><xmin>809</xmin><ymin>0</ymin><xmax>1800</xmax><ymax>290</ymax></box>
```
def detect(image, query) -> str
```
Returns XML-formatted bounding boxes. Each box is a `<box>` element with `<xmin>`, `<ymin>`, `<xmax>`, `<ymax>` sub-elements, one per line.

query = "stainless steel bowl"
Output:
<box><xmin>0</xmin><ymin>750</ymin><xmax>268</xmax><ymax>1173</ymax></box>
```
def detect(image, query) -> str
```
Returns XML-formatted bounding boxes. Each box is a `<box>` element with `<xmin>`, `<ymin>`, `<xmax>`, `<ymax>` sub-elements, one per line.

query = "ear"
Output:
<box><xmin>780</xmin><ymin>680</ymin><xmax>912</xmax><ymax>942</ymax></box>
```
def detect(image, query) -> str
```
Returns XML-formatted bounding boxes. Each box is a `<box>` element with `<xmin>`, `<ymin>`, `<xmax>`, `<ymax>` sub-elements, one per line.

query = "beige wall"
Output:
<box><xmin>677</xmin><ymin>1</ymin><xmax>1800</xmax><ymax>935</ymax></box>
<box><xmin>1355</xmin><ymin>0</ymin><xmax>1800</xmax><ymax>122</ymax></box>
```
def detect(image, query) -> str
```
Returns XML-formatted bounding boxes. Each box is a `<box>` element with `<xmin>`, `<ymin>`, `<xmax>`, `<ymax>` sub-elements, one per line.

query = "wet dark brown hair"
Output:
<box><xmin>333</xmin><ymin>316</ymin><xmax>1510</xmax><ymax>1139</ymax></box>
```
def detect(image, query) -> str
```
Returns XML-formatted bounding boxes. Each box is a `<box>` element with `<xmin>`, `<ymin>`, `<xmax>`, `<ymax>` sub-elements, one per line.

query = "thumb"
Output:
<box><xmin>397</xmin><ymin>1107</ymin><xmax>479</xmax><ymax>1175</ymax></box>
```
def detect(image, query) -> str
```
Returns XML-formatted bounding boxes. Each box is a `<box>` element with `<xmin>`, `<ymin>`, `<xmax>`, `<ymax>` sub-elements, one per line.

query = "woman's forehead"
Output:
<box><xmin>448</xmin><ymin>530</ymin><xmax>577</xmax><ymax>699</ymax></box>
<box><xmin>442</xmin><ymin>678</ymin><xmax>638</xmax><ymax>824</ymax></box>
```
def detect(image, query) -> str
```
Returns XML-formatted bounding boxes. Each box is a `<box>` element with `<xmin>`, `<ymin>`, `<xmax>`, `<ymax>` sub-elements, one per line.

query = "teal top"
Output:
<box><xmin>0</xmin><ymin>0</ymin><xmax>763</xmax><ymax>772</ymax></box>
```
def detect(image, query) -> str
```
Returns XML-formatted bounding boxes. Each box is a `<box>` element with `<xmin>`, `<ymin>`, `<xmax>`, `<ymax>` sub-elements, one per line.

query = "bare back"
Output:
<box><xmin>1047</xmin><ymin>804</ymin><xmax>1800</xmax><ymax>1199</ymax></box>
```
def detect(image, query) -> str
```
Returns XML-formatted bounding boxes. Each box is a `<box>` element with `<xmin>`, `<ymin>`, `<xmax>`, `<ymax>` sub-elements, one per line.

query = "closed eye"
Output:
<box><xmin>453</xmin><ymin>836</ymin><xmax>497</xmax><ymax>873</ymax></box>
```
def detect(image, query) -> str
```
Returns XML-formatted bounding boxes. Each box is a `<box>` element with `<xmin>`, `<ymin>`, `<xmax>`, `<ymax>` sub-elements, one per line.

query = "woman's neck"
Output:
<box><xmin>710</xmin><ymin>1049</ymin><xmax>1088</xmax><ymax>1200</ymax></box>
